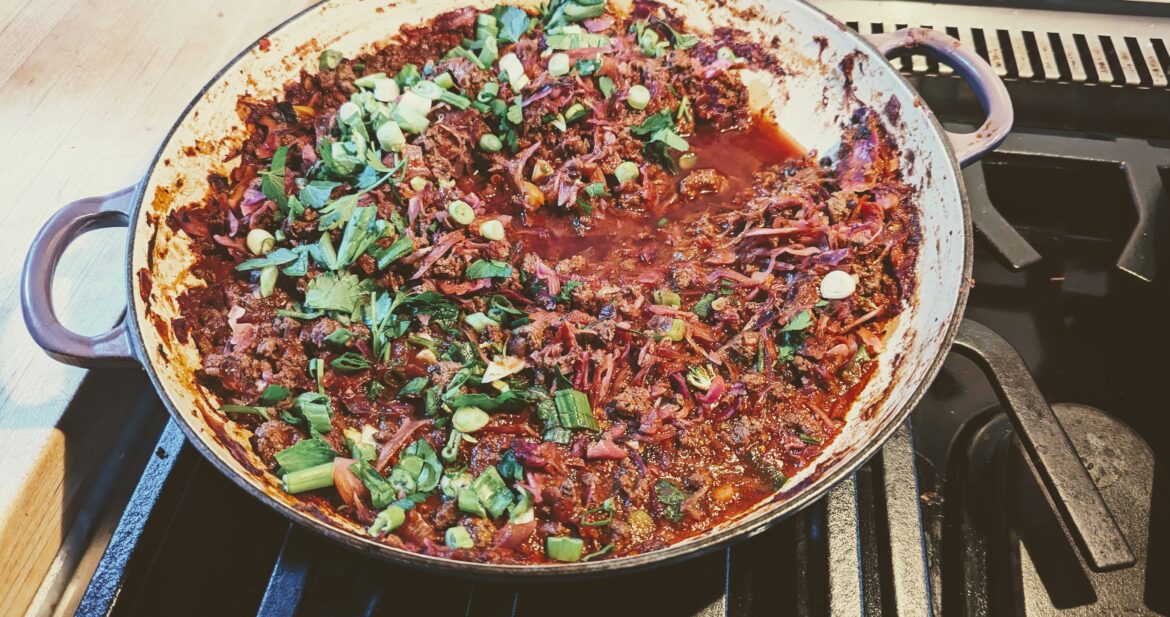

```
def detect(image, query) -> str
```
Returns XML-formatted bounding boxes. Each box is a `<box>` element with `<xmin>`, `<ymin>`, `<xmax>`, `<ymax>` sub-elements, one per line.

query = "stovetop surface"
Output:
<box><xmin>57</xmin><ymin>8</ymin><xmax>1170</xmax><ymax>617</ymax></box>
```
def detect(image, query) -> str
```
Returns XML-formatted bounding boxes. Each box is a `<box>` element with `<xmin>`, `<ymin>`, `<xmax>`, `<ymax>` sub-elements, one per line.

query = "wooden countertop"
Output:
<box><xmin>0</xmin><ymin>0</ymin><xmax>315</xmax><ymax>612</ymax></box>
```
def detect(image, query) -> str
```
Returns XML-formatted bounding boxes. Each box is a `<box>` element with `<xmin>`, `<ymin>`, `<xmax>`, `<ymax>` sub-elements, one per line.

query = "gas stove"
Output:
<box><xmin>28</xmin><ymin>2</ymin><xmax>1169</xmax><ymax>616</ymax></box>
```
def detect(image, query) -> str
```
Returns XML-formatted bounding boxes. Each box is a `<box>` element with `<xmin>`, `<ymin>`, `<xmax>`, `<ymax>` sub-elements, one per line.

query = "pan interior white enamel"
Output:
<box><xmin>128</xmin><ymin>0</ymin><xmax>965</xmax><ymax>558</ymax></box>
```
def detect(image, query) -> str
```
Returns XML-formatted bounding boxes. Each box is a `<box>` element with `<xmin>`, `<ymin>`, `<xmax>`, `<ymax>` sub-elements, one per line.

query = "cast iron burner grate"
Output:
<box><xmin>72</xmin><ymin>122</ymin><xmax>1169</xmax><ymax>616</ymax></box>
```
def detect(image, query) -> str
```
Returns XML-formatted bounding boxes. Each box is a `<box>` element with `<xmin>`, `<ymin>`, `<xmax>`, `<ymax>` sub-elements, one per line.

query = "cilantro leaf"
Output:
<box><xmin>655</xmin><ymin>479</ymin><xmax>689</xmax><ymax>522</ymax></box>
<box><xmin>781</xmin><ymin>310</ymin><xmax>814</xmax><ymax>332</ymax></box>
<box><xmin>495</xmin><ymin>5</ymin><xmax>531</xmax><ymax>44</ymax></box>
<box><xmin>335</xmin><ymin>206</ymin><xmax>386</xmax><ymax>269</ymax></box>
<box><xmin>373</xmin><ymin>236</ymin><xmax>414</xmax><ymax>270</ymax></box>
<box><xmin>260</xmin><ymin>146</ymin><xmax>289</xmax><ymax>210</ymax></box>
<box><xmin>629</xmin><ymin>110</ymin><xmax>676</xmax><ymax>137</ymax></box>
<box><xmin>318</xmin><ymin>194</ymin><xmax>361</xmax><ymax>231</ymax></box>
<box><xmin>305</xmin><ymin>272</ymin><xmax>366</xmax><ymax>314</ymax></box>
<box><xmin>556</xmin><ymin>280</ymin><xmax>582</xmax><ymax>302</ymax></box>
<box><xmin>299</xmin><ymin>180</ymin><xmax>341</xmax><ymax>209</ymax></box>
<box><xmin>466</xmin><ymin>259</ymin><xmax>513</xmax><ymax>279</ymax></box>
<box><xmin>236</xmin><ymin>248</ymin><xmax>299</xmax><ymax>271</ymax></box>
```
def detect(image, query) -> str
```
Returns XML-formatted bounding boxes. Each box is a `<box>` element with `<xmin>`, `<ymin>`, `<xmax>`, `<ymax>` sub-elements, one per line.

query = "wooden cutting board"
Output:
<box><xmin>0</xmin><ymin>0</ymin><xmax>315</xmax><ymax>613</ymax></box>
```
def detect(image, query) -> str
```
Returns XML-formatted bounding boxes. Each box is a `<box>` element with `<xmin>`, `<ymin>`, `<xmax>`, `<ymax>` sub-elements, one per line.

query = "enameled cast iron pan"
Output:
<box><xmin>22</xmin><ymin>0</ymin><xmax>1011</xmax><ymax>579</ymax></box>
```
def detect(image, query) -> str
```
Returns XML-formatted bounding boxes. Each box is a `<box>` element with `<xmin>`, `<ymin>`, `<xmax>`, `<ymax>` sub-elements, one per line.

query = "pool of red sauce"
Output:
<box><xmin>492</xmin><ymin>118</ymin><xmax>804</xmax><ymax>269</ymax></box>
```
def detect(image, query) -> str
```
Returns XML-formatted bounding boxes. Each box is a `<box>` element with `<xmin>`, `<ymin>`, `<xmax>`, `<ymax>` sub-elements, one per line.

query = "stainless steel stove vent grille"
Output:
<box><xmin>815</xmin><ymin>0</ymin><xmax>1170</xmax><ymax>88</ymax></box>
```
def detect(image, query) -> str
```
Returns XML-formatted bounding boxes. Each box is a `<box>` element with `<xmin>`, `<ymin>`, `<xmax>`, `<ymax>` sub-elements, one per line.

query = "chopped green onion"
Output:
<box><xmin>479</xmin><ymin>133</ymin><xmax>503</xmax><ymax>152</ymax></box>
<box><xmin>799</xmin><ymin>433</ymin><xmax>822</xmax><ymax>445</ymax></box>
<box><xmin>411</xmin><ymin>80</ymin><xmax>444</xmax><ymax>100</ymax></box>
<box><xmin>686</xmin><ymin>365</ymin><xmax>715</xmax><ymax>391</ymax></box>
<box><xmin>434</xmin><ymin>72</ymin><xmax>455</xmax><ymax>89</ymax></box>
<box><xmin>582</xmin><ymin>543</ymin><xmax>616</xmax><ymax>561</ymax></box>
<box><xmin>580</xmin><ymin>498</ymin><xmax>615</xmax><ymax>527</ymax></box>
<box><xmin>679</xmin><ymin>152</ymin><xmax>698</xmax><ymax>170</ymax></box>
<box><xmin>331</xmin><ymin>352</ymin><xmax>371</xmax><ymax>373</ymax></box>
<box><xmin>546</xmin><ymin>536</ymin><xmax>585</xmax><ymax>562</ymax></box>
<box><xmin>445</xmin><ymin>526</ymin><xmax>475</xmax><ymax>548</ymax></box>
<box><xmin>324</xmin><ymin>328</ymin><xmax>352</xmax><ymax>345</ymax></box>
<box><xmin>717</xmin><ymin>46</ymin><xmax>736</xmax><ymax>61</ymax></box>
<box><xmin>246</xmin><ymin>228</ymin><xmax>276</xmax><ymax>255</ymax></box>
<box><xmin>563</xmin><ymin>102</ymin><xmax>587</xmax><ymax>123</ymax></box>
<box><xmin>409</xmin><ymin>176</ymin><xmax>428</xmax><ymax>191</ymax></box>
<box><xmin>478</xmin><ymin>81</ymin><xmax>500</xmax><ymax>102</ymax></box>
<box><xmin>478</xmin><ymin>219</ymin><xmax>505</xmax><ymax>241</ymax></box>
<box><xmin>614</xmin><ymin>160</ymin><xmax>639</xmax><ymax>185</ymax></box>
<box><xmin>545</xmin><ymin>33</ymin><xmax>610</xmax><ymax>50</ymax></box>
<box><xmin>319</xmin><ymin>49</ymin><xmax>343</xmax><ymax>70</ymax></box>
<box><xmin>664</xmin><ymin>318</ymin><xmax>686</xmax><ymax>341</ymax></box>
<box><xmin>452</xmin><ymin>406</ymin><xmax>491</xmax><ymax>433</ymax></box>
<box><xmin>397</xmin><ymin>376</ymin><xmax>429</xmax><ymax>398</ymax></box>
<box><xmin>470</xmin><ymin>467</ymin><xmax>513</xmax><ymax>518</ymax></box>
<box><xmin>337</xmin><ymin>101</ymin><xmax>362</xmax><ymax>126</ymax></box>
<box><xmin>368</xmin><ymin>506</ymin><xmax>406</xmax><ymax>536</ymax></box>
<box><xmin>627</xmin><ymin>84</ymin><xmax>651</xmax><ymax>110</ymax></box>
<box><xmin>396</xmin><ymin>89</ymin><xmax>433</xmax><ymax>117</ymax></box>
<box><xmin>499</xmin><ymin>53</ymin><xmax>530</xmax><ymax>91</ymax></box>
<box><xmin>259</xmin><ymin>384</ymin><xmax>291</xmax><ymax>404</ymax></box>
<box><xmin>376</xmin><ymin>120</ymin><xmax>405</xmax><ymax>151</ymax></box>
<box><xmin>275</xmin><ymin>438</ymin><xmax>337</xmax><ymax>473</ymax></box>
<box><xmin>282</xmin><ymin>462</ymin><xmax>334</xmax><ymax>494</ymax></box>
<box><xmin>478</xmin><ymin>35</ymin><xmax>499</xmax><ymax>66</ymax></box>
<box><xmin>584</xmin><ymin>182</ymin><xmax>610</xmax><ymax>197</ymax></box>
<box><xmin>259</xmin><ymin>265</ymin><xmax>278</xmax><ymax>298</ymax></box>
<box><xmin>441</xmin><ymin>430</ymin><xmax>462</xmax><ymax>462</ymax></box>
<box><xmin>598</xmin><ymin>76</ymin><xmax>615</xmax><ymax>98</ymax></box>
<box><xmin>219</xmin><ymin>404</ymin><xmax>269</xmax><ymax>418</ymax></box>
<box><xmin>653</xmin><ymin>290</ymin><xmax>681</xmax><ymax>307</ymax></box>
<box><xmin>457</xmin><ymin>487</ymin><xmax>487</xmax><ymax>517</ymax></box>
<box><xmin>354</xmin><ymin>71</ymin><xmax>387</xmax><ymax>89</ymax></box>
<box><xmin>553</xmin><ymin>388</ymin><xmax>598</xmax><ymax>431</ymax></box>
<box><xmin>548</xmin><ymin>52</ymin><xmax>571</xmax><ymax>76</ymax></box>
<box><xmin>373</xmin><ymin>78</ymin><xmax>400</xmax><ymax>102</ymax></box>
<box><xmin>476</xmin><ymin>13</ymin><xmax>499</xmax><ymax>39</ymax></box>
<box><xmin>463</xmin><ymin>311</ymin><xmax>499</xmax><ymax>332</ymax></box>
<box><xmin>447</xmin><ymin>200</ymin><xmax>475</xmax><ymax>225</ymax></box>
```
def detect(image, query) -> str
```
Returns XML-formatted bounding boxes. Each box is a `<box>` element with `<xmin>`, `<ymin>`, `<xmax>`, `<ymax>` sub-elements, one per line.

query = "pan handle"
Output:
<box><xmin>867</xmin><ymin>28</ymin><xmax>1013</xmax><ymax>166</ymax></box>
<box><xmin>21</xmin><ymin>186</ymin><xmax>141</xmax><ymax>367</ymax></box>
<box><xmin>952</xmin><ymin>320</ymin><xmax>1134</xmax><ymax>572</ymax></box>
